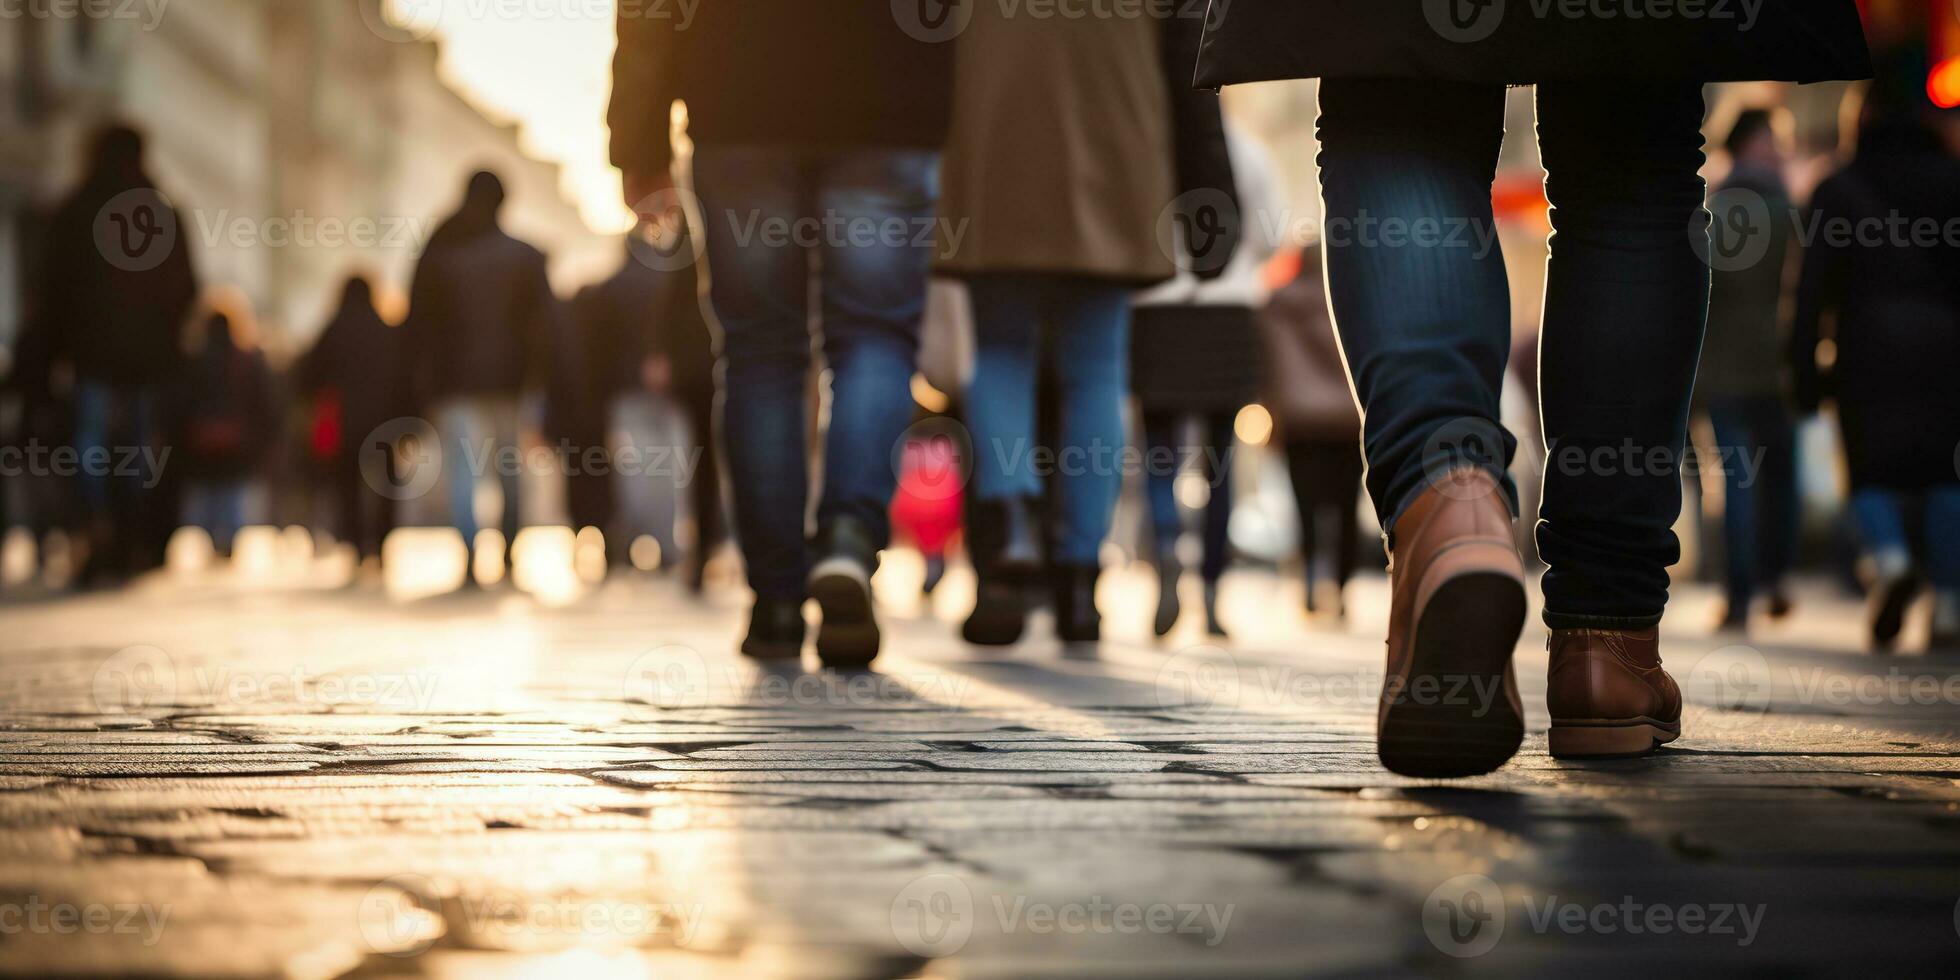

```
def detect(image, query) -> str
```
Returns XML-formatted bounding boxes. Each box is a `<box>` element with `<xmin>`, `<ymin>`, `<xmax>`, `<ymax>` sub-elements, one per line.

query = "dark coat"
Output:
<box><xmin>1698</xmin><ymin>165</ymin><xmax>1797</xmax><ymax>401</ymax></box>
<box><xmin>1194</xmin><ymin>0</ymin><xmax>1871</xmax><ymax>88</ymax></box>
<box><xmin>1790</xmin><ymin>120</ymin><xmax>1960</xmax><ymax>492</ymax></box>
<box><xmin>171</xmin><ymin>317</ymin><xmax>275</xmax><ymax>482</ymax></box>
<box><xmin>404</xmin><ymin>176</ymin><xmax>558</xmax><ymax>404</ymax></box>
<box><xmin>296</xmin><ymin>279</ymin><xmax>406</xmax><ymax>453</ymax></box>
<box><xmin>609</xmin><ymin>2</ymin><xmax>954</xmax><ymax>175</ymax></box>
<box><xmin>38</xmin><ymin>135</ymin><xmax>198</xmax><ymax>388</ymax></box>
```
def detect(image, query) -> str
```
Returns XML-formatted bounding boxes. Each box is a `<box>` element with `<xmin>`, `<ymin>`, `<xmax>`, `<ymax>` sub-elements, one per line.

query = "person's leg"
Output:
<box><xmin>1534</xmin><ymin>81</ymin><xmax>1710</xmax><ymax>631</ymax></box>
<box><xmin>1199</xmin><ymin>410</ymin><xmax>1236</xmax><ymax>586</ymax></box>
<box><xmin>965</xmin><ymin>277</ymin><xmax>1047</xmax><ymax>507</ymax></box>
<box><xmin>1753</xmin><ymin>396</ymin><xmax>1801</xmax><ymax>612</ymax></box>
<box><xmin>1923</xmin><ymin>487</ymin><xmax>1960</xmax><ymax>647</ymax></box>
<box><xmin>691</xmin><ymin>146</ymin><xmax>816</xmax><ymax>610</ymax></box>
<box><xmin>1853</xmin><ymin>487</ymin><xmax>1918</xmax><ymax>648</ymax></box>
<box><xmin>681</xmin><ymin>384</ymin><xmax>722</xmax><ymax>589</ymax></box>
<box><xmin>1317</xmin><ymin>80</ymin><xmax>1525</xmax><ymax>777</ymax></box>
<box><xmin>1327</xmin><ymin>443</ymin><xmax>1366</xmax><ymax>591</ymax></box>
<box><xmin>492</xmin><ymin>396</ymin><xmax>522</xmax><ymax>564</ymax></box>
<box><xmin>1283</xmin><ymin>440</ymin><xmax>1323</xmax><ymax>607</ymax></box>
<box><xmin>1705</xmin><ymin>398</ymin><xmax>1760</xmax><ymax>622</ymax></box>
<box><xmin>1045</xmin><ymin>281</ymin><xmax>1132</xmax><ymax>568</ymax></box>
<box><xmin>437</xmin><ymin>397</ymin><xmax>485</xmax><ymax>560</ymax></box>
<box><xmin>1141</xmin><ymin>410</ymin><xmax>1183</xmax><ymax>553</ymax></box>
<box><xmin>1316</xmin><ymin>80</ymin><xmax>1516</xmax><ymax>535</ymax></box>
<box><xmin>810</xmin><ymin>149</ymin><xmax>938</xmax><ymax>548</ymax></box>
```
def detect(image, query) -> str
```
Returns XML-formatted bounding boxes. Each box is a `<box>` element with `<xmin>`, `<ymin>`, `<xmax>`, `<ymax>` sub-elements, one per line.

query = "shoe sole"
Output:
<box><xmin>739</xmin><ymin>636</ymin><xmax>804</xmax><ymax>661</ymax></box>
<box><xmin>1548</xmin><ymin>718</ymin><xmax>1681</xmax><ymax>759</ymax></box>
<box><xmin>1378</xmin><ymin>566</ymin><xmax>1527</xmax><ymax>779</ymax></box>
<box><xmin>810</xmin><ymin>557</ymin><xmax>879</xmax><ymax>667</ymax></box>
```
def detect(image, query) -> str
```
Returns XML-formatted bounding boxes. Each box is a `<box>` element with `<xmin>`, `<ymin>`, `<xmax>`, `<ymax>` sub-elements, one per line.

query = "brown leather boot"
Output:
<box><xmin>1378</xmin><ymin>467</ymin><xmax>1528</xmax><ymax>778</ymax></box>
<box><xmin>1546</xmin><ymin>628</ymin><xmax>1681</xmax><ymax>759</ymax></box>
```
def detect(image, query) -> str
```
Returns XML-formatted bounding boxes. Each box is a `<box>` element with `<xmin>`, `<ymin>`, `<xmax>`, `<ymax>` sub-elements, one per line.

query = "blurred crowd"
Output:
<box><xmin>0</xmin><ymin>10</ymin><xmax>1954</xmax><ymax>666</ymax></box>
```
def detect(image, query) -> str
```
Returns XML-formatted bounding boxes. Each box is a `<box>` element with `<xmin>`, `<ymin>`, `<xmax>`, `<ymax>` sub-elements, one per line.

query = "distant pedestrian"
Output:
<box><xmin>1791</xmin><ymin>94</ymin><xmax>1960</xmax><ymax>652</ymax></box>
<box><xmin>1698</xmin><ymin>108</ymin><xmax>1802</xmax><ymax>632</ymax></box>
<box><xmin>1259</xmin><ymin>246</ymin><xmax>1365</xmax><ymax>622</ymax></box>
<box><xmin>296</xmin><ymin>276</ymin><xmax>405</xmax><ymax>567</ymax></box>
<box><xmin>1133</xmin><ymin>125</ymin><xmax>1282</xmax><ymax>639</ymax></box>
<box><xmin>609</xmin><ymin>7</ymin><xmax>953</xmax><ymax>663</ymax></box>
<box><xmin>36</xmin><ymin>123</ymin><xmax>199</xmax><ymax>584</ymax></box>
<box><xmin>404</xmin><ymin>171</ymin><xmax>558</xmax><ymax>585</ymax></box>
<box><xmin>938</xmin><ymin>7</ymin><xmax>1238</xmax><ymax>648</ymax></box>
<box><xmin>172</xmin><ymin>308</ymin><xmax>274</xmax><ymax>558</ymax></box>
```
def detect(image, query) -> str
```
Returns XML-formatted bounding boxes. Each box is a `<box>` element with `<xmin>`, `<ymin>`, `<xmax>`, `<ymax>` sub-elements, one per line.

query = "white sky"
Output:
<box><xmin>388</xmin><ymin>0</ymin><xmax>633</xmax><ymax>234</ymax></box>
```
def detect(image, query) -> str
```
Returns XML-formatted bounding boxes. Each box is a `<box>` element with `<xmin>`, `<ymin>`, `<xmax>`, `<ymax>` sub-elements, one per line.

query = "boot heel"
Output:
<box><xmin>1548</xmin><ymin>720</ymin><xmax>1680</xmax><ymax>759</ymax></box>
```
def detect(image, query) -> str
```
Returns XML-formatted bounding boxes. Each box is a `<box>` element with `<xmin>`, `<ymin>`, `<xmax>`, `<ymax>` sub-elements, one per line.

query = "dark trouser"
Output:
<box><xmin>1142</xmin><ymin>409</ymin><xmax>1235</xmax><ymax>583</ymax></box>
<box><xmin>1317</xmin><ymin>79</ymin><xmax>1709</xmax><ymax>630</ymax></box>
<box><xmin>692</xmin><ymin>146</ymin><xmax>939</xmax><ymax>599</ymax></box>
<box><xmin>1704</xmin><ymin>394</ymin><xmax>1799</xmax><ymax>608</ymax></box>
<box><xmin>336</xmin><ymin>458</ymin><xmax>395</xmax><ymax>561</ymax></box>
<box><xmin>1286</xmin><ymin>440</ymin><xmax>1365</xmax><ymax>592</ymax></box>
<box><xmin>675</xmin><ymin>382</ymin><xmax>724</xmax><ymax>567</ymax></box>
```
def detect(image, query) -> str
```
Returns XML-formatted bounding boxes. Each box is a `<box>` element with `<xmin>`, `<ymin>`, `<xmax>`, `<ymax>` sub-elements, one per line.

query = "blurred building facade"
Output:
<box><xmin>1</xmin><ymin>0</ymin><xmax>614</xmax><ymax>360</ymax></box>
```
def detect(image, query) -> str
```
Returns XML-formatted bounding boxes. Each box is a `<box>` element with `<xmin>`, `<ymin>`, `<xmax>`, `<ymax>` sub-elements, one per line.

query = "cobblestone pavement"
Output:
<box><xmin>3</xmin><ymin>561</ymin><xmax>1959</xmax><ymax>978</ymax></box>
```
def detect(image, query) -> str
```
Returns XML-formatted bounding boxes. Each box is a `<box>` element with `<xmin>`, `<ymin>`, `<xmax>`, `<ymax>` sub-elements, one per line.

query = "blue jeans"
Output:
<box><xmin>72</xmin><ymin>381</ymin><xmax>160</xmax><ymax>513</ymax></box>
<box><xmin>1705</xmin><ymin>394</ymin><xmax>1799</xmax><ymax>607</ymax></box>
<box><xmin>692</xmin><ymin>146</ymin><xmax>939</xmax><ymax>599</ymax></box>
<box><xmin>965</xmin><ymin>274</ymin><xmax>1132</xmax><ymax>567</ymax></box>
<box><xmin>1853</xmin><ymin>488</ymin><xmax>1960</xmax><ymax>593</ymax></box>
<box><xmin>183</xmin><ymin>479</ymin><xmax>248</xmax><ymax>554</ymax></box>
<box><xmin>436</xmin><ymin>394</ymin><xmax>521</xmax><ymax>558</ymax></box>
<box><xmin>1143</xmin><ymin>409</ymin><xmax>1235</xmax><ymax>583</ymax></box>
<box><xmin>1317</xmin><ymin>80</ymin><xmax>1709</xmax><ymax>630</ymax></box>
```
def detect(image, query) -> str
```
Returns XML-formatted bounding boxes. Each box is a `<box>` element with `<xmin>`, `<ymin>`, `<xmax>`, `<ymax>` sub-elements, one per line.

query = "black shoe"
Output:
<box><xmin>921</xmin><ymin>555</ymin><xmax>947</xmax><ymax>596</ymax></box>
<box><xmin>1203</xmin><ymin>580</ymin><xmax>1228</xmax><ymax>639</ymax></box>
<box><xmin>809</xmin><ymin>517</ymin><xmax>881</xmax><ymax>666</ymax></box>
<box><xmin>1053</xmin><ymin>564</ymin><xmax>1101</xmax><ymax>646</ymax></box>
<box><xmin>1870</xmin><ymin>570</ymin><xmax>1920</xmax><ymax>653</ymax></box>
<box><xmin>1152</xmin><ymin>548</ymin><xmax>1181</xmax><ymax>637</ymax></box>
<box><xmin>962</xmin><ymin>497</ymin><xmax>1041</xmax><ymax>646</ymax></box>
<box><xmin>741</xmin><ymin>595</ymin><xmax>806</xmax><ymax>660</ymax></box>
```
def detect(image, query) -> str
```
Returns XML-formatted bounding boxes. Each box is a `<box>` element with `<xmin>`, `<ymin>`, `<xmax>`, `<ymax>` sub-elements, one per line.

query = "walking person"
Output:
<box><xmin>1133</xmin><ymin>125</ymin><xmax>1284</xmax><ymax>639</ymax></box>
<box><xmin>172</xmin><ymin>308</ymin><xmax>275</xmax><ymax>559</ymax></box>
<box><xmin>296</xmin><ymin>276</ymin><xmax>405</xmax><ymax>569</ymax></box>
<box><xmin>609</xmin><ymin>8</ymin><xmax>953</xmax><ymax>663</ymax></box>
<box><xmin>1260</xmin><ymin>246</ymin><xmax>1365</xmax><ymax>622</ymax></box>
<box><xmin>404</xmin><ymin>171</ymin><xmax>558</xmax><ymax>586</ymax></box>
<box><xmin>1698</xmin><ymin>109</ymin><xmax>1802</xmax><ymax>632</ymax></box>
<box><xmin>940</xmin><ymin>6</ymin><xmax>1238</xmax><ymax>648</ymax></box>
<box><xmin>1196</xmin><ymin>4</ymin><xmax>1870</xmax><ymax>773</ymax></box>
<box><xmin>1791</xmin><ymin>91</ymin><xmax>1960</xmax><ymax>653</ymax></box>
<box><xmin>36</xmin><ymin>123</ymin><xmax>199</xmax><ymax>585</ymax></box>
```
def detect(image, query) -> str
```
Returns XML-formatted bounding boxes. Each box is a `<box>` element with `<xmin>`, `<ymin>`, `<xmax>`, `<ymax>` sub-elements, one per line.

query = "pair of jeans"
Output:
<box><xmin>182</xmin><ymin>479</ymin><xmax>248</xmax><ymax>554</ymax></box>
<box><xmin>72</xmin><ymin>381</ymin><xmax>160</xmax><ymax>513</ymax></box>
<box><xmin>1317</xmin><ymin>79</ymin><xmax>1710</xmax><ymax>630</ymax></box>
<box><xmin>1142</xmin><ymin>409</ymin><xmax>1235</xmax><ymax>583</ymax></box>
<box><xmin>1704</xmin><ymin>394</ymin><xmax>1800</xmax><ymax>608</ymax></box>
<box><xmin>965</xmin><ymin>274</ymin><xmax>1133</xmax><ymax>568</ymax></box>
<box><xmin>1853</xmin><ymin>488</ymin><xmax>1960</xmax><ymax>594</ymax></box>
<box><xmin>1287</xmin><ymin>440</ymin><xmax>1366</xmax><ymax>593</ymax></box>
<box><xmin>436</xmin><ymin>394</ymin><xmax>522</xmax><ymax>558</ymax></box>
<box><xmin>692</xmin><ymin>146</ymin><xmax>939</xmax><ymax>599</ymax></box>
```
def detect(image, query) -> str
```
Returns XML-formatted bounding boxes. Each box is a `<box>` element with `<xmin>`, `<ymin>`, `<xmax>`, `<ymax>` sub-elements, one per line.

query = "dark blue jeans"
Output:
<box><xmin>1705</xmin><ymin>394</ymin><xmax>1800</xmax><ymax>608</ymax></box>
<box><xmin>1317</xmin><ymin>80</ymin><xmax>1709</xmax><ymax>630</ymax></box>
<box><xmin>692</xmin><ymin>146</ymin><xmax>940</xmax><ymax>599</ymax></box>
<box><xmin>965</xmin><ymin>274</ymin><xmax>1133</xmax><ymax>567</ymax></box>
<box><xmin>1143</xmin><ymin>409</ymin><xmax>1235</xmax><ymax>583</ymax></box>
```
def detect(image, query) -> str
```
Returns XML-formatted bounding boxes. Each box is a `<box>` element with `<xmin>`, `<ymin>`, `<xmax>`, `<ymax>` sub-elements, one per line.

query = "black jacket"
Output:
<box><xmin>38</xmin><ymin>154</ymin><xmax>198</xmax><ymax>388</ymax></box>
<box><xmin>404</xmin><ymin>181</ymin><xmax>558</xmax><ymax>403</ymax></box>
<box><xmin>1790</xmin><ymin>120</ymin><xmax>1960</xmax><ymax>491</ymax></box>
<box><xmin>609</xmin><ymin>1</ymin><xmax>955</xmax><ymax>174</ymax></box>
<box><xmin>296</xmin><ymin>279</ymin><xmax>406</xmax><ymax>449</ymax></box>
<box><xmin>1195</xmin><ymin>0</ymin><xmax>1871</xmax><ymax>88</ymax></box>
